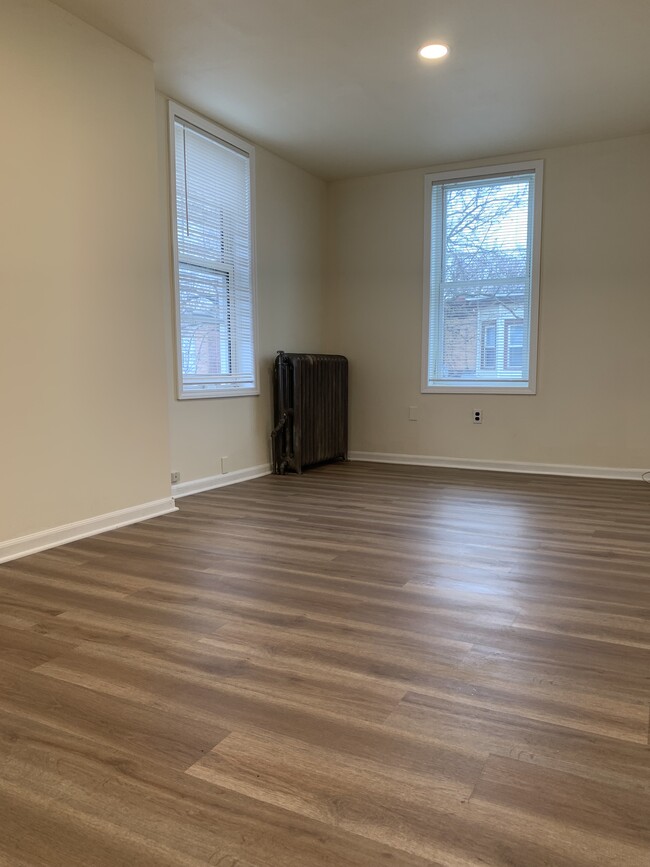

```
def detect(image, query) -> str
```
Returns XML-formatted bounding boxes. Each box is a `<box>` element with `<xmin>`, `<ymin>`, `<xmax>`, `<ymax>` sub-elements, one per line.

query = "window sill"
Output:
<box><xmin>177</xmin><ymin>387</ymin><xmax>260</xmax><ymax>400</ymax></box>
<box><xmin>421</xmin><ymin>384</ymin><xmax>536</xmax><ymax>395</ymax></box>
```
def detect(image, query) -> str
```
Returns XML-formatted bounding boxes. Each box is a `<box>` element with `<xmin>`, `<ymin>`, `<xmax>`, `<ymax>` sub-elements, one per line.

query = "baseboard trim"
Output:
<box><xmin>0</xmin><ymin>497</ymin><xmax>178</xmax><ymax>565</ymax></box>
<box><xmin>349</xmin><ymin>451</ymin><xmax>648</xmax><ymax>481</ymax></box>
<box><xmin>172</xmin><ymin>464</ymin><xmax>272</xmax><ymax>498</ymax></box>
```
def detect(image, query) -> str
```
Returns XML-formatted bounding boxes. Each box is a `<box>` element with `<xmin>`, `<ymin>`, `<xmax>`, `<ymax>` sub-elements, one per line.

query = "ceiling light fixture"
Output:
<box><xmin>418</xmin><ymin>43</ymin><xmax>449</xmax><ymax>60</ymax></box>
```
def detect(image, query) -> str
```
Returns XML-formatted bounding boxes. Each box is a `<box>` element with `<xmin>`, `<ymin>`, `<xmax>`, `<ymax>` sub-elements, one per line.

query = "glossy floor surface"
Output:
<box><xmin>0</xmin><ymin>462</ymin><xmax>649</xmax><ymax>866</ymax></box>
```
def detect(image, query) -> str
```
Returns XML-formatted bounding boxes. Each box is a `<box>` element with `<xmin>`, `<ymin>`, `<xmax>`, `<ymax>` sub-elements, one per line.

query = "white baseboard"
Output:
<box><xmin>172</xmin><ymin>463</ymin><xmax>271</xmax><ymax>498</ymax></box>
<box><xmin>0</xmin><ymin>497</ymin><xmax>177</xmax><ymax>565</ymax></box>
<box><xmin>349</xmin><ymin>451</ymin><xmax>648</xmax><ymax>481</ymax></box>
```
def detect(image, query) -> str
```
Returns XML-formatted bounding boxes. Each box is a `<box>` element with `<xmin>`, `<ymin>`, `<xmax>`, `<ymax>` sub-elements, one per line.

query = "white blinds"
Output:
<box><xmin>425</xmin><ymin>167</ymin><xmax>540</xmax><ymax>391</ymax></box>
<box><xmin>172</xmin><ymin>113</ymin><xmax>256</xmax><ymax>397</ymax></box>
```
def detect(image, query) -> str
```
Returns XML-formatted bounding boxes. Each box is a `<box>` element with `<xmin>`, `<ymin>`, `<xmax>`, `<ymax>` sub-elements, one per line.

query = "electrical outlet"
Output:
<box><xmin>408</xmin><ymin>406</ymin><xmax>418</xmax><ymax>421</ymax></box>
<box><xmin>473</xmin><ymin>409</ymin><xmax>482</xmax><ymax>424</ymax></box>
<box><xmin>221</xmin><ymin>456</ymin><xmax>229</xmax><ymax>474</ymax></box>
<box><xmin>171</xmin><ymin>471</ymin><xmax>180</xmax><ymax>484</ymax></box>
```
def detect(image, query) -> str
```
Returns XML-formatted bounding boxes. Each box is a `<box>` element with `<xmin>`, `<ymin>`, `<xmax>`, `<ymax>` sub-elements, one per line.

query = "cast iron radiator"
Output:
<box><xmin>271</xmin><ymin>351</ymin><xmax>348</xmax><ymax>474</ymax></box>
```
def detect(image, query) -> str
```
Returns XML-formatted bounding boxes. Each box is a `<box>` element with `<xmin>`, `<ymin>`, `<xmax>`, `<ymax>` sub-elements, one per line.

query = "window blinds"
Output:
<box><xmin>424</xmin><ymin>167</ymin><xmax>540</xmax><ymax>391</ymax></box>
<box><xmin>173</xmin><ymin>115</ymin><xmax>256</xmax><ymax>396</ymax></box>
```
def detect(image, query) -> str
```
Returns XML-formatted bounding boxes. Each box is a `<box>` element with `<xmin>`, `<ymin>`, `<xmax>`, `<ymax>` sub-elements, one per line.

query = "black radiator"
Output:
<box><xmin>272</xmin><ymin>351</ymin><xmax>348</xmax><ymax>474</ymax></box>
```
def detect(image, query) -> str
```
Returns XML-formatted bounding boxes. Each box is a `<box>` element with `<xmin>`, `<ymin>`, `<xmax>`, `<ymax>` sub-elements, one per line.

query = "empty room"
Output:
<box><xmin>1</xmin><ymin>0</ymin><xmax>650</xmax><ymax>865</ymax></box>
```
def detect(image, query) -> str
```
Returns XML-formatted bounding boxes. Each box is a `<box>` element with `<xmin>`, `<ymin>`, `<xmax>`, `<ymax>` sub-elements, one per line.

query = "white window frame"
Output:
<box><xmin>168</xmin><ymin>101</ymin><xmax>259</xmax><ymax>400</ymax></box>
<box><xmin>421</xmin><ymin>160</ymin><xmax>543</xmax><ymax>395</ymax></box>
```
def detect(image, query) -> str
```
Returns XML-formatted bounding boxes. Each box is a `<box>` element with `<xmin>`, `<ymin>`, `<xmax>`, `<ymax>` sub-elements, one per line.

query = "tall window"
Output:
<box><xmin>169</xmin><ymin>102</ymin><xmax>257</xmax><ymax>399</ymax></box>
<box><xmin>422</xmin><ymin>161</ymin><xmax>543</xmax><ymax>393</ymax></box>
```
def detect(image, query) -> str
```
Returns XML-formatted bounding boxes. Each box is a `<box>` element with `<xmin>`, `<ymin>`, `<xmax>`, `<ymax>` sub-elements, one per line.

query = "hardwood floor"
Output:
<box><xmin>1</xmin><ymin>461</ymin><xmax>649</xmax><ymax>866</ymax></box>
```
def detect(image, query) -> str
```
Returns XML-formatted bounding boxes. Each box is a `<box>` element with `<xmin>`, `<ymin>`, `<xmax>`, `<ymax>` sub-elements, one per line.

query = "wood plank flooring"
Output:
<box><xmin>1</xmin><ymin>461</ymin><xmax>649</xmax><ymax>866</ymax></box>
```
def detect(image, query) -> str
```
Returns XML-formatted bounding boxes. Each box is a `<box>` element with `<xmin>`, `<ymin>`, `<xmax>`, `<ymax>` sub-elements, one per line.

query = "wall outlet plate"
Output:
<box><xmin>473</xmin><ymin>409</ymin><xmax>482</xmax><ymax>424</ymax></box>
<box><xmin>171</xmin><ymin>471</ymin><xmax>180</xmax><ymax>484</ymax></box>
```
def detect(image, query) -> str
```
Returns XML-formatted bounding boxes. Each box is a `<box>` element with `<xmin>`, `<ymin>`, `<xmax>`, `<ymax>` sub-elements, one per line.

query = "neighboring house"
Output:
<box><xmin>442</xmin><ymin>293</ymin><xmax>525</xmax><ymax>380</ymax></box>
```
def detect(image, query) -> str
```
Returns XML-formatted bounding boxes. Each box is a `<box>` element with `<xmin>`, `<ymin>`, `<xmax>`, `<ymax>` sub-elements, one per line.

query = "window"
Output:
<box><xmin>504</xmin><ymin>320</ymin><xmax>524</xmax><ymax>371</ymax></box>
<box><xmin>422</xmin><ymin>161</ymin><xmax>543</xmax><ymax>393</ymax></box>
<box><xmin>480</xmin><ymin>321</ymin><xmax>497</xmax><ymax>370</ymax></box>
<box><xmin>169</xmin><ymin>102</ymin><xmax>257</xmax><ymax>399</ymax></box>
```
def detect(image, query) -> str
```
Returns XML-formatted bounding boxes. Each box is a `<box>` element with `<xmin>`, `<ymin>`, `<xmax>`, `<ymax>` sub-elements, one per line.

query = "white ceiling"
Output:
<box><xmin>51</xmin><ymin>0</ymin><xmax>650</xmax><ymax>179</ymax></box>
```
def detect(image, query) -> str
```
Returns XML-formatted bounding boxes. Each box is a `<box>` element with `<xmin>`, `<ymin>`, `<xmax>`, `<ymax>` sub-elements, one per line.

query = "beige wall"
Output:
<box><xmin>156</xmin><ymin>94</ymin><xmax>326</xmax><ymax>483</ymax></box>
<box><xmin>0</xmin><ymin>0</ymin><xmax>171</xmax><ymax>543</ymax></box>
<box><xmin>325</xmin><ymin>134</ymin><xmax>650</xmax><ymax>472</ymax></box>
<box><xmin>0</xmin><ymin>0</ymin><xmax>326</xmax><ymax>548</ymax></box>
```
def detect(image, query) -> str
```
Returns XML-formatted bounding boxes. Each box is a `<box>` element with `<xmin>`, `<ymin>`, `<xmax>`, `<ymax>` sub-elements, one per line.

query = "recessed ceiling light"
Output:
<box><xmin>419</xmin><ymin>43</ymin><xmax>449</xmax><ymax>60</ymax></box>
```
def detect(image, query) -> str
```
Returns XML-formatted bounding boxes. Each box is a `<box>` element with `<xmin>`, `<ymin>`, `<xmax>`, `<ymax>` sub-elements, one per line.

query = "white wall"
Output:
<box><xmin>0</xmin><ymin>0</ymin><xmax>171</xmax><ymax>545</ymax></box>
<box><xmin>325</xmin><ymin>134</ymin><xmax>650</xmax><ymax>473</ymax></box>
<box><xmin>156</xmin><ymin>94</ymin><xmax>326</xmax><ymax>484</ymax></box>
